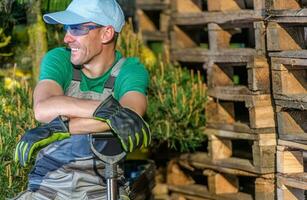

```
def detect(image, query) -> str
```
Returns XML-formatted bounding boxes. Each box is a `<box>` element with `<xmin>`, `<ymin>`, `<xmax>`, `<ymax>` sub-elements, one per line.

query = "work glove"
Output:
<box><xmin>14</xmin><ymin>116</ymin><xmax>70</xmax><ymax>167</ymax></box>
<box><xmin>93</xmin><ymin>95</ymin><xmax>151</xmax><ymax>153</ymax></box>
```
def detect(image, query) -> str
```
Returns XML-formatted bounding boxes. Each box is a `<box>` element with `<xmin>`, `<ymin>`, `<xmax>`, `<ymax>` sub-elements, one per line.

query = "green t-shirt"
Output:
<box><xmin>39</xmin><ymin>47</ymin><xmax>149</xmax><ymax>100</ymax></box>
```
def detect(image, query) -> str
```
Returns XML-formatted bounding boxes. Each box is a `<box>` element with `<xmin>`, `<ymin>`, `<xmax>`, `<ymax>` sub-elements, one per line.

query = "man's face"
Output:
<box><xmin>63</xmin><ymin>23</ymin><xmax>103</xmax><ymax>65</ymax></box>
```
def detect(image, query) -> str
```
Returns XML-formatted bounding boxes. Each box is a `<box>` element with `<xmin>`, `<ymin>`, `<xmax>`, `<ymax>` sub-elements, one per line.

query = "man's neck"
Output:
<box><xmin>82</xmin><ymin>50</ymin><xmax>116</xmax><ymax>78</ymax></box>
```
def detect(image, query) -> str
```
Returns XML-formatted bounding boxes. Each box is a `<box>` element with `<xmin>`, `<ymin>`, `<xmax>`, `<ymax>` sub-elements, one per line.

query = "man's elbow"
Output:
<box><xmin>34</xmin><ymin>103</ymin><xmax>52</xmax><ymax>123</ymax></box>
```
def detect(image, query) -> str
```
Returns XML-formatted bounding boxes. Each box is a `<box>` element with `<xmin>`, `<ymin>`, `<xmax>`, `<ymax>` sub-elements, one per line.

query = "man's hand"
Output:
<box><xmin>93</xmin><ymin>95</ymin><xmax>151</xmax><ymax>152</ymax></box>
<box><xmin>14</xmin><ymin>116</ymin><xmax>70</xmax><ymax>166</ymax></box>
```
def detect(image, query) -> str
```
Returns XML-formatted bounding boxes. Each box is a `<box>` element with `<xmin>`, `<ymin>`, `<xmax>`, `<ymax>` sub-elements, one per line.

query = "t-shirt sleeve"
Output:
<box><xmin>39</xmin><ymin>47</ymin><xmax>72</xmax><ymax>91</ymax></box>
<box><xmin>114</xmin><ymin>57</ymin><xmax>149</xmax><ymax>100</ymax></box>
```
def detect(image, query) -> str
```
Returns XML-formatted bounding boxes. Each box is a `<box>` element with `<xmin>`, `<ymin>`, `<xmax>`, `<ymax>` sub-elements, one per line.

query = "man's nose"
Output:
<box><xmin>64</xmin><ymin>31</ymin><xmax>75</xmax><ymax>44</ymax></box>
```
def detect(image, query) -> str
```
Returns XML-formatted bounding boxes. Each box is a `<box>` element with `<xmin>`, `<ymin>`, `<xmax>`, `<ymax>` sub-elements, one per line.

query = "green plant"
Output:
<box><xmin>147</xmin><ymin>61</ymin><xmax>207</xmax><ymax>152</ymax></box>
<box><xmin>0</xmin><ymin>27</ymin><xmax>13</xmax><ymax>57</ymax></box>
<box><xmin>117</xmin><ymin>23</ymin><xmax>207</xmax><ymax>152</ymax></box>
<box><xmin>0</xmin><ymin>73</ymin><xmax>36</xmax><ymax>199</ymax></box>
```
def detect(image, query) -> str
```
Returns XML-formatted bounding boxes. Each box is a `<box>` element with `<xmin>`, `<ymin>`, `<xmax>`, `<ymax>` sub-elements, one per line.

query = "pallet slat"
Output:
<box><xmin>276</xmin><ymin>144</ymin><xmax>307</xmax><ymax>200</ymax></box>
<box><xmin>268</xmin><ymin>0</ymin><xmax>304</xmax><ymax>10</ymax></box>
<box><xmin>267</xmin><ymin>22</ymin><xmax>306</xmax><ymax>51</ymax></box>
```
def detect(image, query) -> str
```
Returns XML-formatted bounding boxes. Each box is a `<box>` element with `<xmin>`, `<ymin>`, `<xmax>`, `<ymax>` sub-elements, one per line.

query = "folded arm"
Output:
<box><xmin>33</xmin><ymin>80</ymin><xmax>147</xmax><ymax>134</ymax></box>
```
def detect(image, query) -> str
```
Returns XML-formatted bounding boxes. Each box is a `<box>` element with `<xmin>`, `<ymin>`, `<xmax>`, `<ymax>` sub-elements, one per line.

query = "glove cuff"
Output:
<box><xmin>59</xmin><ymin>116</ymin><xmax>70</xmax><ymax>132</ymax></box>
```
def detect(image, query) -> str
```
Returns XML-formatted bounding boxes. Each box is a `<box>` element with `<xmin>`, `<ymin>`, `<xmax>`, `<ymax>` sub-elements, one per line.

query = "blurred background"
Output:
<box><xmin>0</xmin><ymin>0</ymin><xmax>306</xmax><ymax>200</ymax></box>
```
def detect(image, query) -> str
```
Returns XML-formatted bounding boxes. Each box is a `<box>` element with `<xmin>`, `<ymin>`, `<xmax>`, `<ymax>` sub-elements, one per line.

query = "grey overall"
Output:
<box><xmin>13</xmin><ymin>58</ymin><xmax>130</xmax><ymax>200</ymax></box>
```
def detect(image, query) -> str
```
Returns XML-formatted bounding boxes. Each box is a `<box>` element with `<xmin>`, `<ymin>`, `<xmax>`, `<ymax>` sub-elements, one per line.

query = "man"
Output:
<box><xmin>13</xmin><ymin>0</ymin><xmax>150</xmax><ymax>199</ymax></box>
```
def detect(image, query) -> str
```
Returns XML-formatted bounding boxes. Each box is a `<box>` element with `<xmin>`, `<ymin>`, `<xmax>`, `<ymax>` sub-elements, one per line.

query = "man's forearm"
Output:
<box><xmin>34</xmin><ymin>95</ymin><xmax>101</xmax><ymax>123</ymax></box>
<box><xmin>68</xmin><ymin>117</ymin><xmax>111</xmax><ymax>134</ymax></box>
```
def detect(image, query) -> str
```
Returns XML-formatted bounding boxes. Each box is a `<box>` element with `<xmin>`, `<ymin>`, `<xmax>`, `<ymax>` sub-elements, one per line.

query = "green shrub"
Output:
<box><xmin>0</xmin><ymin>75</ymin><xmax>36</xmax><ymax>199</ymax></box>
<box><xmin>118</xmin><ymin>23</ymin><xmax>207</xmax><ymax>152</ymax></box>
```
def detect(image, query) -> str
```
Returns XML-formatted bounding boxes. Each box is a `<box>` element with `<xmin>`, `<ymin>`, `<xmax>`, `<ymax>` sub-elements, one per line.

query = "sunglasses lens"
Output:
<box><xmin>64</xmin><ymin>25</ymin><xmax>88</xmax><ymax>36</ymax></box>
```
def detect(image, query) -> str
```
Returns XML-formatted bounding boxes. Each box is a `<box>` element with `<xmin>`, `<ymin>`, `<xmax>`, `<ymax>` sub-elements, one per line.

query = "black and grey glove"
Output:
<box><xmin>14</xmin><ymin>116</ymin><xmax>70</xmax><ymax>166</ymax></box>
<box><xmin>93</xmin><ymin>95</ymin><xmax>151</xmax><ymax>152</ymax></box>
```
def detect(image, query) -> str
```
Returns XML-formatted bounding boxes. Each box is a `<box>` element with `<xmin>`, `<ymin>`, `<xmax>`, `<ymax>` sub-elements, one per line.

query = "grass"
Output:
<box><xmin>0</xmin><ymin>76</ymin><xmax>36</xmax><ymax>199</ymax></box>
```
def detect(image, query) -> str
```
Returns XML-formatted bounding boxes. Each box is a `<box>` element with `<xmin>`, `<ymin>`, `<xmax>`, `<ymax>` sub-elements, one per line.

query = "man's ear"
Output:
<box><xmin>101</xmin><ymin>26</ymin><xmax>116</xmax><ymax>44</ymax></box>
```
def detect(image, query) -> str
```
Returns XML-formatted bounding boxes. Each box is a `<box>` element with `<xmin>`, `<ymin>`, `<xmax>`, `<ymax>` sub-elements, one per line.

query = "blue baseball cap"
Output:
<box><xmin>43</xmin><ymin>0</ymin><xmax>125</xmax><ymax>32</ymax></box>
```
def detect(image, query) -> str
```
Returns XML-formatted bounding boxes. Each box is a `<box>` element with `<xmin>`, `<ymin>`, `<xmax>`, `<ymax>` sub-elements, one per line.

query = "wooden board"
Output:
<box><xmin>270</xmin><ymin>56</ymin><xmax>307</xmax><ymax>105</ymax></box>
<box><xmin>269</xmin><ymin>50</ymin><xmax>307</xmax><ymax>59</ymax></box>
<box><xmin>171</xmin><ymin>0</ymin><xmax>203</xmax><ymax>14</ymax></box>
<box><xmin>136</xmin><ymin>0</ymin><xmax>169</xmax><ymax>10</ymax></box>
<box><xmin>276</xmin><ymin>106</ymin><xmax>307</xmax><ymax>143</ymax></box>
<box><xmin>268</xmin><ymin>8</ymin><xmax>307</xmax><ymax>17</ymax></box>
<box><xmin>276</xmin><ymin>144</ymin><xmax>307</xmax><ymax>200</ymax></box>
<box><xmin>170</xmin><ymin>48</ymin><xmax>257</xmax><ymax>63</ymax></box>
<box><xmin>276</xmin><ymin>145</ymin><xmax>304</xmax><ymax>174</ymax></box>
<box><xmin>268</xmin><ymin>0</ymin><xmax>302</xmax><ymax>10</ymax></box>
<box><xmin>277</xmin><ymin>173</ymin><xmax>307</xmax><ymax>190</ymax></box>
<box><xmin>278</xmin><ymin>139</ymin><xmax>307</xmax><ymax>151</ymax></box>
<box><xmin>142</xmin><ymin>31</ymin><xmax>168</xmax><ymax>42</ymax></box>
<box><xmin>207</xmin><ymin>0</ymin><xmax>266</xmax><ymax>12</ymax></box>
<box><xmin>266</xmin><ymin>22</ymin><xmax>305</xmax><ymax>51</ymax></box>
<box><xmin>168</xmin><ymin>184</ymin><xmax>254</xmax><ymax>200</ymax></box>
<box><xmin>172</xmin><ymin>10</ymin><xmax>263</xmax><ymax>26</ymax></box>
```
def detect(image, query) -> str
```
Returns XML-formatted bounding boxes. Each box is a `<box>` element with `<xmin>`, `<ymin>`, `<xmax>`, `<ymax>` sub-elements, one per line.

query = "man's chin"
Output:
<box><xmin>70</xmin><ymin>57</ymin><xmax>82</xmax><ymax>66</ymax></box>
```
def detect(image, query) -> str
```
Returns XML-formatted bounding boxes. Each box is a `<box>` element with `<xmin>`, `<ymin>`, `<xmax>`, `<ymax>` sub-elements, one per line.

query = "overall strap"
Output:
<box><xmin>71</xmin><ymin>57</ymin><xmax>126</xmax><ymax>88</ymax></box>
<box><xmin>72</xmin><ymin>65</ymin><xmax>82</xmax><ymax>81</ymax></box>
<box><xmin>104</xmin><ymin>57</ymin><xmax>126</xmax><ymax>90</ymax></box>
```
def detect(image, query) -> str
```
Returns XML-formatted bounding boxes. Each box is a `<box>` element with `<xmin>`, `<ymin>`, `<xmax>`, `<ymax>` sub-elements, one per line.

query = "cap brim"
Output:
<box><xmin>43</xmin><ymin>10</ymin><xmax>89</xmax><ymax>25</ymax></box>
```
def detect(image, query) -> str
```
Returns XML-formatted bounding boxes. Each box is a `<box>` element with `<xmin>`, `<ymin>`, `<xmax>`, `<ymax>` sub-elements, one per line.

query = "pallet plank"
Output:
<box><xmin>168</xmin><ymin>184</ymin><xmax>254</xmax><ymax>200</ymax></box>
<box><xmin>268</xmin><ymin>0</ymin><xmax>302</xmax><ymax>10</ymax></box>
<box><xmin>173</xmin><ymin>10</ymin><xmax>263</xmax><ymax>25</ymax></box>
<box><xmin>267</xmin><ymin>22</ymin><xmax>305</xmax><ymax>51</ymax></box>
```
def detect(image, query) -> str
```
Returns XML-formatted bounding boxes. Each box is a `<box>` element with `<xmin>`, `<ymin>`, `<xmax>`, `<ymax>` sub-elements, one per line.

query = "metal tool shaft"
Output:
<box><xmin>107</xmin><ymin>178</ymin><xmax>118</xmax><ymax>200</ymax></box>
<box><xmin>105</xmin><ymin>163</ymin><xmax>118</xmax><ymax>200</ymax></box>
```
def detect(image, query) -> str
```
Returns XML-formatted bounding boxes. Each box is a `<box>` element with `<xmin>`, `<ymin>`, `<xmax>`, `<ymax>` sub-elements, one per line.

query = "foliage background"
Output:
<box><xmin>0</xmin><ymin>1</ymin><xmax>207</xmax><ymax>199</ymax></box>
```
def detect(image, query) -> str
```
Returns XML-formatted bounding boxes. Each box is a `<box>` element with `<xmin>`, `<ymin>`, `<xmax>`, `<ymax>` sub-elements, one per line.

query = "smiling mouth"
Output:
<box><xmin>71</xmin><ymin>48</ymin><xmax>80</xmax><ymax>52</ymax></box>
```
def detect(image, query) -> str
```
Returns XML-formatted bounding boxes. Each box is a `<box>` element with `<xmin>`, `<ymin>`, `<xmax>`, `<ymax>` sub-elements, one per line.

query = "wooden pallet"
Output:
<box><xmin>207</xmin><ymin>0</ymin><xmax>266</xmax><ymax>12</ymax></box>
<box><xmin>276</xmin><ymin>141</ymin><xmax>307</xmax><ymax>200</ymax></box>
<box><xmin>171</xmin><ymin>0</ymin><xmax>263</xmax><ymax>26</ymax></box>
<box><xmin>270</xmin><ymin>51</ymin><xmax>307</xmax><ymax>105</ymax></box>
<box><xmin>171</xmin><ymin>48</ymin><xmax>259</xmax><ymax>63</ymax></box>
<box><xmin>179</xmin><ymin>129</ymin><xmax>276</xmax><ymax>174</ymax></box>
<box><xmin>208</xmin><ymin>22</ymin><xmax>266</xmax><ymax>55</ymax></box>
<box><xmin>276</xmin><ymin>100</ymin><xmax>307</xmax><ymax>143</ymax></box>
<box><xmin>168</xmin><ymin>177</ymin><xmax>275</xmax><ymax>200</ymax></box>
<box><xmin>171</xmin><ymin>0</ymin><xmax>266</xmax><ymax>13</ymax></box>
<box><xmin>136</xmin><ymin>0</ymin><xmax>169</xmax><ymax>10</ymax></box>
<box><xmin>206</xmin><ymin>91</ymin><xmax>275</xmax><ymax>133</ymax></box>
<box><xmin>173</xmin><ymin>10</ymin><xmax>263</xmax><ymax>26</ymax></box>
<box><xmin>136</xmin><ymin>0</ymin><xmax>170</xmax><ymax>42</ymax></box>
<box><xmin>266</xmin><ymin>11</ymin><xmax>307</xmax><ymax>51</ymax></box>
<box><xmin>207</xmin><ymin>56</ymin><xmax>270</xmax><ymax>94</ymax></box>
<box><xmin>167</xmin><ymin>157</ymin><xmax>275</xmax><ymax>200</ymax></box>
<box><xmin>170</xmin><ymin>21</ymin><xmax>265</xmax><ymax>55</ymax></box>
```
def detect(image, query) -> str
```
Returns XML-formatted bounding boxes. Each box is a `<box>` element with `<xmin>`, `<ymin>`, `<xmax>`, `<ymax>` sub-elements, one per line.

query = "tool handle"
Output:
<box><xmin>89</xmin><ymin>134</ymin><xmax>126</xmax><ymax>164</ymax></box>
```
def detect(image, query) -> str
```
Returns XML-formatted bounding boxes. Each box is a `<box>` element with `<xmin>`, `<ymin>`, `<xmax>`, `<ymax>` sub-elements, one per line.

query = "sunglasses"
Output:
<box><xmin>63</xmin><ymin>24</ymin><xmax>103</xmax><ymax>36</ymax></box>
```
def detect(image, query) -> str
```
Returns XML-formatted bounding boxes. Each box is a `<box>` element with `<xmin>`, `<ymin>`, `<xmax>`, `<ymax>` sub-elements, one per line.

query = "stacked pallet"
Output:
<box><xmin>135</xmin><ymin>0</ymin><xmax>170</xmax><ymax>44</ymax></box>
<box><xmin>267</xmin><ymin>1</ymin><xmax>307</xmax><ymax>199</ymax></box>
<box><xmin>163</xmin><ymin>0</ymin><xmax>277</xmax><ymax>200</ymax></box>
